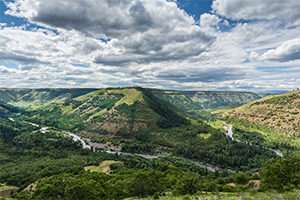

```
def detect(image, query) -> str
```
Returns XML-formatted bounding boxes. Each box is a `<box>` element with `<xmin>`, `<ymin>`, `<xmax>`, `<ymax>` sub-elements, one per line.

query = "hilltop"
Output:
<box><xmin>150</xmin><ymin>89</ymin><xmax>266</xmax><ymax>111</ymax></box>
<box><xmin>0</xmin><ymin>88</ymin><xmax>98</xmax><ymax>110</ymax></box>
<box><xmin>31</xmin><ymin>87</ymin><xmax>189</xmax><ymax>138</ymax></box>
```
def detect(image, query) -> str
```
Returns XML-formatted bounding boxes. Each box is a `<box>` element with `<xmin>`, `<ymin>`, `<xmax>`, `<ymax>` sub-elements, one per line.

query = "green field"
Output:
<box><xmin>84</xmin><ymin>160</ymin><xmax>123</xmax><ymax>173</ymax></box>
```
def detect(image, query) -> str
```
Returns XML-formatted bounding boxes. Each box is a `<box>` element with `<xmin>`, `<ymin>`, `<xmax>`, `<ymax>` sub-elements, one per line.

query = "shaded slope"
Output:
<box><xmin>0</xmin><ymin>100</ymin><xmax>21</xmax><ymax>116</ymax></box>
<box><xmin>0</xmin><ymin>88</ymin><xmax>98</xmax><ymax>110</ymax></box>
<box><xmin>32</xmin><ymin>87</ymin><xmax>189</xmax><ymax>138</ymax></box>
<box><xmin>150</xmin><ymin>89</ymin><xmax>266</xmax><ymax>111</ymax></box>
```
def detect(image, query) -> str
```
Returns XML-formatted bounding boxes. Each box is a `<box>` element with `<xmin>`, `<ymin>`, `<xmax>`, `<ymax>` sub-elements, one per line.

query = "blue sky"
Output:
<box><xmin>0</xmin><ymin>0</ymin><xmax>299</xmax><ymax>92</ymax></box>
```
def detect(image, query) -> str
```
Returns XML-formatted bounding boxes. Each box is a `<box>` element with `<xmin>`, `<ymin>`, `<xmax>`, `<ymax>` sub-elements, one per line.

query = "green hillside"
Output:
<box><xmin>29</xmin><ymin>87</ymin><xmax>276</xmax><ymax>171</ymax></box>
<box><xmin>31</xmin><ymin>87</ymin><xmax>189</xmax><ymax>138</ymax></box>
<box><xmin>0</xmin><ymin>88</ymin><xmax>98</xmax><ymax>110</ymax></box>
<box><xmin>150</xmin><ymin>89</ymin><xmax>266</xmax><ymax>111</ymax></box>
<box><xmin>221</xmin><ymin>90</ymin><xmax>300</xmax><ymax>154</ymax></box>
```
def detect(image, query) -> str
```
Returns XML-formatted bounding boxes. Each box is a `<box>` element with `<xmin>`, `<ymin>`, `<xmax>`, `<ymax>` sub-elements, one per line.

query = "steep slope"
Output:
<box><xmin>226</xmin><ymin>90</ymin><xmax>300</xmax><ymax>136</ymax></box>
<box><xmin>150</xmin><ymin>89</ymin><xmax>266</xmax><ymax>111</ymax></box>
<box><xmin>0</xmin><ymin>88</ymin><xmax>98</xmax><ymax>110</ymax></box>
<box><xmin>32</xmin><ymin>87</ymin><xmax>189</xmax><ymax>138</ymax></box>
<box><xmin>221</xmin><ymin>90</ymin><xmax>300</xmax><ymax>150</ymax></box>
<box><xmin>0</xmin><ymin>100</ymin><xmax>22</xmax><ymax>117</ymax></box>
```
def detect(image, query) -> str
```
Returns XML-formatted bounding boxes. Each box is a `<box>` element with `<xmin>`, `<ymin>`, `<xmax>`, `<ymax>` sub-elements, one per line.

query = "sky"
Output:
<box><xmin>0</xmin><ymin>0</ymin><xmax>299</xmax><ymax>92</ymax></box>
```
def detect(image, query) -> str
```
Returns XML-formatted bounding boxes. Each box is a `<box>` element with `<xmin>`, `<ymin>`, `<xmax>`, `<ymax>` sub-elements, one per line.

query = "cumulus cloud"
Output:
<box><xmin>5</xmin><ymin>0</ymin><xmax>214</xmax><ymax>65</ymax></box>
<box><xmin>0</xmin><ymin>65</ymin><xmax>17</xmax><ymax>73</ymax></box>
<box><xmin>200</xmin><ymin>13</ymin><xmax>221</xmax><ymax>27</ymax></box>
<box><xmin>212</xmin><ymin>0</ymin><xmax>300</xmax><ymax>26</ymax></box>
<box><xmin>258</xmin><ymin>38</ymin><xmax>300</xmax><ymax>62</ymax></box>
<box><xmin>0</xmin><ymin>0</ymin><xmax>299</xmax><ymax>91</ymax></box>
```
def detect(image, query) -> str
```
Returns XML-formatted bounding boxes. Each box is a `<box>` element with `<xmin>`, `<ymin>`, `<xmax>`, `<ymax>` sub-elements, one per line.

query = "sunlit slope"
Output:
<box><xmin>32</xmin><ymin>87</ymin><xmax>189</xmax><ymax>138</ymax></box>
<box><xmin>222</xmin><ymin>90</ymin><xmax>300</xmax><ymax>147</ymax></box>
<box><xmin>0</xmin><ymin>88</ymin><xmax>98</xmax><ymax>110</ymax></box>
<box><xmin>150</xmin><ymin>89</ymin><xmax>266</xmax><ymax>111</ymax></box>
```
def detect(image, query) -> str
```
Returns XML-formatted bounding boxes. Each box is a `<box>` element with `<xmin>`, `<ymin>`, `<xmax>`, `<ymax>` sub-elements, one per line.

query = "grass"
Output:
<box><xmin>209</xmin><ymin>120</ymin><xmax>227</xmax><ymax>130</ymax></box>
<box><xmin>111</xmin><ymin>88</ymin><xmax>143</xmax><ymax>106</ymax></box>
<box><xmin>126</xmin><ymin>190</ymin><xmax>300</xmax><ymax>200</ymax></box>
<box><xmin>84</xmin><ymin>160</ymin><xmax>122</xmax><ymax>174</ymax></box>
<box><xmin>127</xmin><ymin>192</ymin><xmax>240</xmax><ymax>200</ymax></box>
<box><xmin>80</xmin><ymin>88</ymin><xmax>143</xmax><ymax>121</ymax></box>
<box><xmin>0</xmin><ymin>186</ymin><xmax>18</xmax><ymax>198</ymax></box>
<box><xmin>0</xmin><ymin>186</ymin><xmax>18</xmax><ymax>192</ymax></box>
<box><xmin>198</xmin><ymin>133</ymin><xmax>211</xmax><ymax>139</ymax></box>
<box><xmin>88</xmin><ymin>108</ymin><xmax>108</xmax><ymax>120</ymax></box>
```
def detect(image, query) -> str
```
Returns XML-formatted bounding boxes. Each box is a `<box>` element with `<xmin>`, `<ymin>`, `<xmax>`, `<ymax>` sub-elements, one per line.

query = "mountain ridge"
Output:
<box><xmin>31</xmin><ymin>87</ymin><xmax>189</xmax><ymax>139</ymax></box>
<box><xmin>0</xmin><ymin>88</ymin><xmax>99</xmax><ymax>110</ymax></box>
<box><xmin>150</xmin><ymin>89</ymin><xmax>267</xmax><ymax>111</ymax></box>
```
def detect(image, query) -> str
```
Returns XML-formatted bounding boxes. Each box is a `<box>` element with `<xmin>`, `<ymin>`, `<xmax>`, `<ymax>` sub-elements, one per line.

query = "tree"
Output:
<box><xmin>260</xmin><ymin>155</ymin><xmax>300</xmax><ymax>192</ymax></box>
<box><xmin>28</xmin><ymin>172</ymin><xmax>108</xmax><ymax>200</ymax></box>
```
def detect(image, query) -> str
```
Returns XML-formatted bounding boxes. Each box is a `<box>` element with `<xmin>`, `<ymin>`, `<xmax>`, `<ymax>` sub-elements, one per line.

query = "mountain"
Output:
<box><xmin>0</xmin><ymin>88</ymin><xmax>267</xmax><ymax>112</ymax></box>
<box><xmin>32</xmin><ymin>87</ymin><xmax>189</xmax><ymax>138</ymax></box>
<box><xmin>226</xmin><ymin>90</ymin><xmax>300</xmax><ymax>135</ymax></box>
<box><xmin>0</xmin><ymin>88</ymin><xmax>98</xmax><ymax>110</ymax></box>
<box><xmin>150</xmin><ymin>89</ymin><xmax>267</xmax><ymax>111</ymax></box>
<box><xmin>221</xmin><ymin>90</ymin><xmax>300</xmax><ymax>150</ymax></box>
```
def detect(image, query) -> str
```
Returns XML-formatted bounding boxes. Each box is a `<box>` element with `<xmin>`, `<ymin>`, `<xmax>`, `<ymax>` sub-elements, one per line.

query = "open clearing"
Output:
<box><xmin>84</xmin><ymin>160</ymin><xmax>123</xmax><ymax>174</ymax></box>
<box><xmin>0</xmin><ymin>185</ymin><xmax>18</xmax><ymax>197</ymax></box>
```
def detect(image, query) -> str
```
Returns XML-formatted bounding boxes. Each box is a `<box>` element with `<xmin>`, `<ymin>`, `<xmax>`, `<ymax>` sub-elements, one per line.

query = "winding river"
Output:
<box><xmin>223</xmin><ymin>122</ymin><xmax>283</xmax><ymax>157</ymax></box>
<box><xmin>19</xmin><ymin>119</ymin><xmax>282</xmax><ymax>171</ymax></box>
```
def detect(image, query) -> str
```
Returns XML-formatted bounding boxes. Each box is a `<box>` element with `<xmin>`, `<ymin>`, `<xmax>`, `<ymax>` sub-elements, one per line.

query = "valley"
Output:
<box><xmin>0</xmin><ymin>87</ymin><xmax>299</xmax><ymax>199</ymax></box>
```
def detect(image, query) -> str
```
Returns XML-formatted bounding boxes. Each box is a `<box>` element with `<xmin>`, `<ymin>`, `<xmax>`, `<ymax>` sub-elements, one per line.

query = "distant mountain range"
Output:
<box><xmin>0</xmin><ymin>88</ymin><xmax>267</xmax><ymax>111</ymax></box>
<box><xmin>0</xmin><ymin>88</ymin><xmax>98</xmax><ymax>110</ymax></box>
<box><xmin>151</xmin><ymin>89</ymin><xmax>267</xmax><ymax>111</ymax></box>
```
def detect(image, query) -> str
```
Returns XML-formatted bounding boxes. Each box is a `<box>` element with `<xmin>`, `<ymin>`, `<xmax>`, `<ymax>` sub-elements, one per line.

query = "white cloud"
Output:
<box><xmin>5</xmin><ymin>0</ymin><xmax>215</xmax><ymax>65</ymax></box>
<box><xmin>0</xmin><ymin>0</ymin><xmax>299</xmax><ymax>91</ymax></box>
<box><xmin>200</xmin><ymin>13</ymin><xmax>221</xmax><ymax>27</ymax></box>
<box><xmin>258</xmin><ymin>38</ymin><xmax>300</xmax><ymax>62</ymax></box>
<box><xmin>212</xmin><ymin>0</ymin><xmax>300</xmax><ymax>26</ymax></box>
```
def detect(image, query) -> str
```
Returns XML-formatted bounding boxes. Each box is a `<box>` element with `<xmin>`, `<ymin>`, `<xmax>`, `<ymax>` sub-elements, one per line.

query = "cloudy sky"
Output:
<box><xmin>0</xmin><ymin>0</ymin><xmax>299</xmax><ymax>92</ymax></box>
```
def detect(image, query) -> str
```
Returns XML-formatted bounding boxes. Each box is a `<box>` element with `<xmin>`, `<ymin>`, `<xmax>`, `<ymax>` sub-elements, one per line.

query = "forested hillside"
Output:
<box><xmin>150</xmin><ymin>89</ymin><xmax>266</xmax><ymax>111</ymax></box>
<box><xmin>0</xmin><ymin>88</ymin><xmax>98</xmax><ymax>110</ymax></box>
<box><xmin>30</xmin><ymin>87</ymin><xmax>189</xmax><ymax>138</ymax></box>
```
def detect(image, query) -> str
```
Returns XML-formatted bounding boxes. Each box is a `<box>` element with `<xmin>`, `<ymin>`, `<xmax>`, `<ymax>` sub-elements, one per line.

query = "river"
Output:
<box><xmin>19</xmin><ymin>119</ymin><xmax>282</xmax><ymax>171</ymax></box>
<box><xmin>223</xmin><ymin>122</ymin><xmax>283</xmax><ymax>157</ymax></box>
<box><xmin>19</xmin><ymin>119</ymin><xmax>231</xmax><ymax>171</ymax></box>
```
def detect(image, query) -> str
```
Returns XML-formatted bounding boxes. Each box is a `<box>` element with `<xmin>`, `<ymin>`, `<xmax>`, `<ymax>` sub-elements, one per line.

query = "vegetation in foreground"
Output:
<box><xmin>16</xmin><ymin>155</ymin><xmax>300</xmax><ymax>200</ymax></box>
